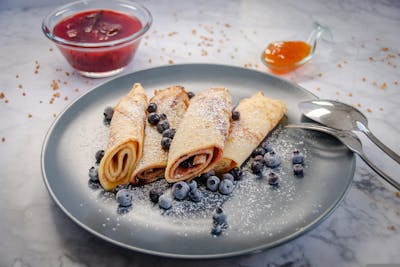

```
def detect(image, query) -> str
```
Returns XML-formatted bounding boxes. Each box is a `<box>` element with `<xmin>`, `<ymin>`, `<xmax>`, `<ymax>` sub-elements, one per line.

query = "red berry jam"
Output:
<box><xmin>53</xmin><ymin>10</ymin><xmax>143</xmax><ymax>73</ymax></box>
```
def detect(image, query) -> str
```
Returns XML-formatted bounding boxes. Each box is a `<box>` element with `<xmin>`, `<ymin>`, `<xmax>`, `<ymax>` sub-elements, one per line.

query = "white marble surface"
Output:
<box><xmin>1</xmin><ymin>0</ymin><xmax>400</xmax><ymax>266</ymax></box>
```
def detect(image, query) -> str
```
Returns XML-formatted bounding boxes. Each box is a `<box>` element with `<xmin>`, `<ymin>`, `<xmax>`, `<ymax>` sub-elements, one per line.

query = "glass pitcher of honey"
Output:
<box><xmin>261</xmin><ymin>22</ymin><xmax>332</xmax><ymax>74</ymax></box>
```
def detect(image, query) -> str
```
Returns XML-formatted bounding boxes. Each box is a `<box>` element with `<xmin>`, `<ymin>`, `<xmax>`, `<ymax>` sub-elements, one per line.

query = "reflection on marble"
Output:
<box><xmin>0</xmin><ymin>0</ymin><xmax>399</xmax><ymax>266</ymax></box>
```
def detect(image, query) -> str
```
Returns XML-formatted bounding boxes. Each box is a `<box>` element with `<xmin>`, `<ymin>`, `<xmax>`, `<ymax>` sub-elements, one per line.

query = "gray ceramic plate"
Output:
<box><xmin>41</xmin><ymin>64</ymin><xmax>355</xmax><ymax>259</ymax></box>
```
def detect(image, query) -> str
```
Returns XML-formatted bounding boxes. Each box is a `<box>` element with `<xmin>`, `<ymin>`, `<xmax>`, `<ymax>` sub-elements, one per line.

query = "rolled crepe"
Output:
<box><xmin>165</xmin><ymin>88</ymin><xmax>232</xmax><ymax>183</ymax></box>
<box><xmin>98</xmin><ymin>83</ymin><xmax>148</xmax><ymax>191</ymax></box>
<box><xmin>214</xmin><ymin>92</ymin><xmax>286</xmax><ymax>173</ymax></box>
<box><xmin>130</xmin><ymin>86</ymin><xmax>190</xmax><ymax>184</ymax></box>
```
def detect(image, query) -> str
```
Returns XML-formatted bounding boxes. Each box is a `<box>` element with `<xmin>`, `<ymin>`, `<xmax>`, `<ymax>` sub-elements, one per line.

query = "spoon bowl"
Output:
<box><xmin>299</xmin><ymin>99</ymin><xmax>400</xmax><ymax>164</ymax></box>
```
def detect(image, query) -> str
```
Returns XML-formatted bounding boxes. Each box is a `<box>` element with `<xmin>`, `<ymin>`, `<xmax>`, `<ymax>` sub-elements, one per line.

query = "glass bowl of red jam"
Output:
<box><xmin>42</xmin><ymin>0</ymin><xmax>152</xmax><ymax>78</ymax></box>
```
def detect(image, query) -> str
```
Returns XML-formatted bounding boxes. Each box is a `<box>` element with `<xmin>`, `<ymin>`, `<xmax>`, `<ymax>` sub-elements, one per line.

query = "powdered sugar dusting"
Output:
<box><xmin>87</xmin><ymin>125</ymin><xmax>321</xmax><ymax>239</ymax></box>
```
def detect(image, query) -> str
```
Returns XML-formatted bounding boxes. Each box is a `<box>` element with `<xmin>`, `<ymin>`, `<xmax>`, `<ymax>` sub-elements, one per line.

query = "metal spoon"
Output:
<box><xmin>298</xmin><ymin>99</ymin><xmax>400</xmax><ymax>164</ymax></box>
<box><xmin>286</xmin><ymin>123</ymin><xmax>400</xmax><ymax>190</ymax></box>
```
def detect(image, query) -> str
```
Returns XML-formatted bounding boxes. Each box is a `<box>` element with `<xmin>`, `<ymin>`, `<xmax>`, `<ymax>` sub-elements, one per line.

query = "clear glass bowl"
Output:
<box><xmin>42</xmin><ymin>0</ymin><xmax>152</xmax><ymax>78</ymax></box>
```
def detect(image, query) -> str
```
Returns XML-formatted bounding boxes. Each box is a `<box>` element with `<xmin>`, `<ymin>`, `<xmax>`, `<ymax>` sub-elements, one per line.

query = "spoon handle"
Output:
<box><xmin>362</xmin><ymin>129</ymin><xmax>400</xmax><ymax>165</ymax></box>
<box><xmin>358</xmin><ymin>152</ymin><xmax>400</xmax><ymax>190</ymax></box>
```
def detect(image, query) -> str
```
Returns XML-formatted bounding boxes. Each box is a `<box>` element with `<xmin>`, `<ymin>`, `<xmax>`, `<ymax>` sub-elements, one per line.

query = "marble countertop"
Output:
<box><xmin>1</xmin><ymin>0</ymin><xmax>399</xmax><ymax>266</ymax></box>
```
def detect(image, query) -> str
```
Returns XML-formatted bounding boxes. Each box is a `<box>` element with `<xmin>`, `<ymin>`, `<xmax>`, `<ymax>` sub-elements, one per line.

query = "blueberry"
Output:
<box><xmin>231</xmin><ymin>110</ymin><xmax>240</xmax><ymax>121</ymax></box>
<box><xmin>198</xmin><ymin>171</ymin><xmax>211</xmax><ymax>184</ymax></box>
<box><xmin>157</xmin><ymin>120</ymin><xmax>170</xmax><ymax>133</ymax></box>
<box><xmin>211</xmin><ymin>224</ymin><xmax>223</xmax><ymax>236</ymax></box>
<box><xmin>162</xmin><ymin>128</ymin><xmax>176</xmax><ymax>139</ymax></box>
<box><xmin>88</xmin><ymin>166</ymin><xmax>98</xmax><ymax>182</ymax></box>
<box><xmin>116</xmin><ymin>189</ymin><xmax>133</xmax><ymax>207</ymax></box>
<box><xmin>261</xmin><ymin>141</ymin><xmax>273</xmax><ymax>153</ymax></box>
<box><xmin>199</xmin><ymin>170</ymin><xmax>216</xmax><ymax>184</ymax></box>
<box><xmin>147</xmin><ymin>112</ymin><xmax>160</xmax><ymax>125</ymax></box>
<box><xmin>206</xmin><ymin>176</ymin><xmax>220</xmax><ymax>191</ymax></box>
<box><xmin>187</xmin><ymin>91</ymin><xmax>195</xmax><ymax>99</ymax></box>
<box><xmin>149</xmin><ymin>188</ymin><xmax>163</xmax><ymax>203</ymax></box>
<box><xmin>189</xmin><ymin>188</ymin><xmax>203</xmax><ymax>202</ymax></box>
<box><xmin>222</xmin><ymin>173</ymin><xmax>234</xmax><ymax>181</ymax></box>
<box><xmin>252</xmin><ymin>147</ymin><xmax>266</xmax><ymax>157</ymax></box>
<box><xmin>219</xmin><ymin>179</ymin><xmax>234</xmax><ymax>195</ymax></box>
<box><xmin>159</xmin><ymin>113</ymin><xmax>167</xmax><ymax>120</ymax></box>
<box><xmin>172</xmin><ymin>181</ymin><xmax>190</xmax><ymax>200</ymax></box>
<box><xmin>147</xmin><ymin>102</ymin><xmax>157</xmax><ymax>113</ymax></box>
<box><xmin>264</xmin><ymin>151</ymin><xmax>281</xmax><ymax>168</ymax></box>
<box><xmin>254</xmin><ymin>154</ymin><xmax>264</xmax><ymax>162</ymax></box>
<box><xmin>267</xmin><ymin>172</ymin><xmax>279</xmax><ymax>185</ymax></box>
<box><xmin>161</xmin><ymin>137</ymin><xmax>172</xmax><ymax>150</ymax></box>
<box><xmin>292</xmin><ymin>150</ymin><xmax>304</xmax><ymax>164</ymax></box>
<box><xmin>251</xmin><ymin>161</ymin><xmax>264</xmax><ymax>175</ymax></box>
<box><xmin>207</xmin><ymin>170</ymin><xmax>216</xmax><ymax>176</ymax></box>
<box><xmin>95</xmin><ymin>149</ymin><xmax>105</xmax><ymax>163</ymax></box>
<box><xmin>293</xmin><ymin>164</ymin><xmax>304</xmax><ymax>176</ymax></box>
<box><xmin>188</xmin><ymin>180</ymin><xmax>198</xmax><ymax>191</ymax></box>
<box><xmin>229</xmin><ymin>167</ymin><xmax>242</xmax><ymax>180</ymax></box>
<box><xmin>103</xmin><ymin>106</ymin><xmax>114</xmax><ymax>121</ymax></box>
<box><xmin>158</xmin><ymin>194</ymin><xmax>172</xmax><ymax>209</ymax></box>
<box><xmin>213</xmin><ymin>207</ymin><xmax>227</xmax><ymax>225</ymax></box>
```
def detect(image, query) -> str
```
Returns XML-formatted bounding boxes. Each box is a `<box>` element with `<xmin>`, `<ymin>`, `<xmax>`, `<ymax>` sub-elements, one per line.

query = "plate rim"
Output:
<box><xmin>41</xmin><ymin>63</ymin><xmax>355</xmax><ymax>259</ymax></box>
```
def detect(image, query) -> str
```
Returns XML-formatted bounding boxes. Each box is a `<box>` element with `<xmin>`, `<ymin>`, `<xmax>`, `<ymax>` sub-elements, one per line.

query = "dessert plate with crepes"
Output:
<box><xmin>41</xmin><ymin>64</ymin><xmax>355</xmax><ymax>258</ymax></box>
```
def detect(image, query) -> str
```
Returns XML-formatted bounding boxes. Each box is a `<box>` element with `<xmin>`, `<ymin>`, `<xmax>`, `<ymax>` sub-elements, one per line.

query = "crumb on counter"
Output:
<box><xmin>362</xmin><ymin>77</ymin><xmax>366</xmax><ymax>82</ymax></box>
<box><xmin>372</xmin><ymin>81</ymin><xmax>377</xmax><ymax>87</ymax></box>
<box><xmin>318</xmin><ymin>73</ymin><xmax>323</xmax><ymax>77</ymax></box>
<box><xmin>387</xmin><ymin>225</ymin><xmax>397</xmax><ymax>232</ymax></box>
<box><xmin>396</xmin><ymin>191</ymin><xmax>400</xmax><ymax>198</ymax></box>
<box><xmin>369</xmin><ymin>57</ymin><xmax>374</xmax><ymax>61</ymax></box>
<box><xmin>51</xmin><ymin>80</ymin><xmax>59</xmax><ymax>90</ymax></box>
<box><xmin>379</xmin><ymin>107</ymin><xmax>383</xmax><ymax>111</ymax></box>
<box><xmin>337</xmin><ymin>64</ymin><xmax>342</xmax><ymax>68</ymax></box>
<box><xmin>28</xmin><ymin>113</ymin><xmax>32</xmax><ymax>118</ymax></box>
<box><xmin>0</xmin><ymin>92</ymin><xmax>4</xmax><ymax>99</ymax></box>
<box><xmin>18</xmin><ymin>84</ymin><xmax>23</xmax><ymax>89</ymax></box>
<box><xmin>1</xmin><ymin>137</ymin><xmax>5</xmax><ymax>142</ymax></box>
<box><xmin>168</xmin><ymin>31</ymin><xmax>178</xmax><ymax>37</ymax></box>
<box><xmin>381</xmin><ymin>47</ymin><xmax>389</xmax><ymax>52</ymax></box>
<box><xmin>367</xmin><ymin>108</ymin><xmax>372</xmax><ymax>113</ymax></box>
<box><xmin>380</xmin><ymin>83</ymin><xmax>387</xmax><ymax>90</ymax></box>
<box><xmin>347</xmin><ymin>93</ymin><xmax>353</xmax><ymax>97</ymax></box>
